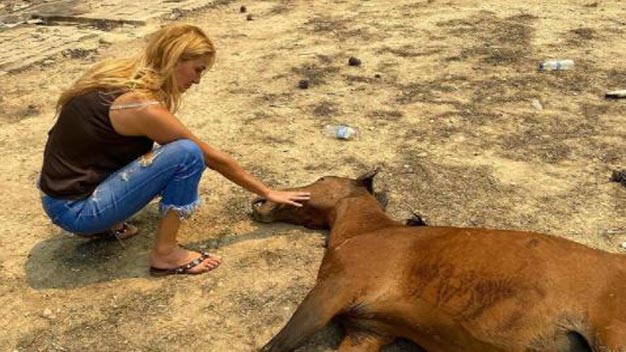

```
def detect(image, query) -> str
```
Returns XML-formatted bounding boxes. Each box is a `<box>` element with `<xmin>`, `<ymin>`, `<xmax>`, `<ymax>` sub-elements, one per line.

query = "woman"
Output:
<box><xmin>39</xmin><ymin>23</ymin><xmax>310</xmax><ymax>276</ymax></box>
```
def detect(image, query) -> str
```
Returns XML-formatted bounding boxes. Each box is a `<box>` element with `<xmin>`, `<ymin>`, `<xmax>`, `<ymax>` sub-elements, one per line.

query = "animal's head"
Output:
<box><xmin>251</xmin><ymin>168</ymin><xmax>387</xmax><ymax>229</ymax></box>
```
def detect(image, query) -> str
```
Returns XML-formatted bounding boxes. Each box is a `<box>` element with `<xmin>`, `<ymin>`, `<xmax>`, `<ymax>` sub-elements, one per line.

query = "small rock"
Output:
<box><xmin>298</xmin><ymin>79</ymin><xmax>309</xmax><ymax>89</ymax></box>
<box><xmin>99</xmin><ymin>36</ymin><xmax>113</xmax><ymax>45</ymax></box>
<box><xmin>531</xmin><ymin>99</ymin><xmax>543</xmax><ymax>110</ymax></box>
<box><xmin>240</xmin><ymin>5</ymin><xmax>247</xmax><ymax>13</ymax></box>
<box><xmin>611</xmin><ymin>169</ymin><xmax>626</xmax><ymax>186</ymax></box>
<box><xmin>42</xmin><ymin>308</ymin><xmax>56</xmax><ymax>320</ymax></box>
<box><xmin>348</xmin><ymin>56</ymin><xmax>362</xmax><ymax>66</ymax></box>
<box><xmin>620</xmin><ymin>241</ymin><xmax>626</xmax><ymax>250</ymax></box>
<box><xmin>25</xmin><ymin>104</ymin><xmax>39</xmax><ymax>116</ymax></box>
<box><xmin>42</xmin><ymin>59</ymin><xmax>55</xmax><ymax>66</ymax></box>
<box><xmin>374</xmin><ymin>73</ymin><xmax>381</xmax><ymax>78</ymax></box>
<box><xmin>246</xmin><ymin>14</ymin><xmax>253</xmax><ymax>21</ymax></box>
<box><xmin>169</xmin><ymin>8</ymin><xmax>183</xmax><ymax>20</ymax></box>
<box><xmin>417</xmin><ymin>152</ymin><xmax>428</xmax><ymax>158</ymax></box>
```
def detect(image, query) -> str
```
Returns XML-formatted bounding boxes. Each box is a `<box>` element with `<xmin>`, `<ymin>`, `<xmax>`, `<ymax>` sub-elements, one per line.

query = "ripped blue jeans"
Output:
<box><xmin>40</xmin><ymin>139</ymin><xmax>205</xmax><ymax>235</ymax></box>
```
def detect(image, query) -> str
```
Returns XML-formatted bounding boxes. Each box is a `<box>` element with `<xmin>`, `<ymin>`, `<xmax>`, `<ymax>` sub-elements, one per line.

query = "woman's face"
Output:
<box><xmin>174</xmin><ymin>55</ymin><xmax>210</xmax><ymax>92</ymax></box>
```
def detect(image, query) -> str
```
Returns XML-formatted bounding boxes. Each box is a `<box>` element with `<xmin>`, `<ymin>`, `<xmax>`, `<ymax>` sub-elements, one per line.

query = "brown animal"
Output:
<box><xmin>251</xmin><ymin>169</ymin><xmax>626</xmax><ymax>352</ymax></box>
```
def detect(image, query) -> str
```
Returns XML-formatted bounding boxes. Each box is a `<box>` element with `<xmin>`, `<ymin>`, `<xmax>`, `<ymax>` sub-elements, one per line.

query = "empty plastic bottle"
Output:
<box><xmin>538</xmin><ymin>59</ymin><xmax>574</xmax><ymax>71</ymax></box>
<box><xmin>324</xmin><ymin>124</ymin><xmax>358</xmax><ymax>140</ymax></box>
<box><xmin>605</xmin><ymin>90</ymin><xmax>626</xmax><ymax>99</ymax></box>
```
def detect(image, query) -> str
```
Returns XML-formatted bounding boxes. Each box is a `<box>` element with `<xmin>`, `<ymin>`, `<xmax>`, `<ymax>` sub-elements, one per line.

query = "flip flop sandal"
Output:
<box><xmin>149</xmin><ymin>250</ymin><xmax>218</xmax><ymax>277</ymax></box>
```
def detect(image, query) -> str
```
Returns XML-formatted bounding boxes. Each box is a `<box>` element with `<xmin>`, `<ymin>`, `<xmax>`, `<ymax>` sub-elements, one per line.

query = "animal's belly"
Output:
<box><xmin>344</xmin><ymin>297</ymin><xmax>580</xmax><ymax>352</ymax></box>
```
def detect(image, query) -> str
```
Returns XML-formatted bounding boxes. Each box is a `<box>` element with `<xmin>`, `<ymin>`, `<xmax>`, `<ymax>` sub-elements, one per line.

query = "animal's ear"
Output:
<box><xmin>356</xmin><ymin>167</ymin><xmax>381</xmax><ymax>194</ymax></box>
<box><xmin>406</xmin><ymin>211</ymin><xmax>427</xmax><ymax>226</ymax></box>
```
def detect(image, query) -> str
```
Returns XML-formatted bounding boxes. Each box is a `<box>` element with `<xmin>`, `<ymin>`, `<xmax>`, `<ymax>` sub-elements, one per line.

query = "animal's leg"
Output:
<box><xmin>261</xmin><ymin>281</ymin><xmax>351</xmax><ymax>352</ymax></box>
<box><xmin>337</xmin><ymin>330</ymin><xmax>393</xmax><ymax>352</ymax></box>
<box><xmin>596</xmin><ymin>320</ymin><xmax>626</xmax><ymax>352</ymax></box>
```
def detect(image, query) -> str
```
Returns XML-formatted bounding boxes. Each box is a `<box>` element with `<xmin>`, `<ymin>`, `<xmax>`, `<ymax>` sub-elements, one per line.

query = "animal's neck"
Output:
<box><xmin>327</xmin><ymin>195</ymin><xmax>401</xmax><ymax>248</ymax></box>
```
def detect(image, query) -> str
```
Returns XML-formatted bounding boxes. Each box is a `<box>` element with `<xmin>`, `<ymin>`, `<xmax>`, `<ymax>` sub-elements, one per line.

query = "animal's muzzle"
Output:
<box><xmin>251</xmin><ymin>197</ymin><xmax>276</xmax><ymax>223</ymax></box>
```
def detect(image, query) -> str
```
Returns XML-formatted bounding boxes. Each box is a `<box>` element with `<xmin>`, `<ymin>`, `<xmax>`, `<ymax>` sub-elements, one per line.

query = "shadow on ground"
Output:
<box><xmin>25</xmin><ymin>229</ymin><xmax>153</xmax><ymax>290</ymax></box>
<box><xmin>24</xmin><ymin>214</ymin><xmax>323</xmax><ymax>290</ymax></box>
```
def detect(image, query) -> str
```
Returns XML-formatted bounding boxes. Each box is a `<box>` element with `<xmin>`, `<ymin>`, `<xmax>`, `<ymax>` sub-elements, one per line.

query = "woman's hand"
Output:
<box><xmin>265</xmin><ymin>190</ymin><xmax>311</xmax><ymax>207</ymax></box>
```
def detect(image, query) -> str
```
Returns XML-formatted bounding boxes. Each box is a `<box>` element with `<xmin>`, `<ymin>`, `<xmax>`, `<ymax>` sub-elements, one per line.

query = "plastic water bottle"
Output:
<box><xmin>538</xmin><ymin>59</ymin><xmax>574</xmax><ymax>71</ymax></box>
<box><xmin>324</xmin><ymin>124</ymin><xmax>358</xmax><ymax>140</ymax></box>
<box><xmin>605</xmin><ymin>90</ymin><xmax>626</xmax><ymax>99</ymax></box>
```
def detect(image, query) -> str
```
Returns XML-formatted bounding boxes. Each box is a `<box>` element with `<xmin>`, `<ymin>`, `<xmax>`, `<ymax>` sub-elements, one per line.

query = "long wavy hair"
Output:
<box><xmin>56</xmin><ymin>23</ymin><xmax>216</xmax><ymax>113</ymax></box>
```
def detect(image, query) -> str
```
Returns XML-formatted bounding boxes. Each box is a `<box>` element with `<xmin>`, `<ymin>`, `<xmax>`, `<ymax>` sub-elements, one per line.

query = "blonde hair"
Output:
<box><xmin>56</xmin><ymin>23</ymin><xmax>216</xmax><ymax>113</ymax></box>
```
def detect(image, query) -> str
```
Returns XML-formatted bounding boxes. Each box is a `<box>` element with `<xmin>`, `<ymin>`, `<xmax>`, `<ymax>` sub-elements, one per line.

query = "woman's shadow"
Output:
<box><xmin>25</xmin><ymin>210</ymin><xmax>314</xmax><ymax>290</ymax></box>
<box><xmin>25</xmin><ymin>215</ymin><xmax>156</xmax><ymax>290</ymax></box>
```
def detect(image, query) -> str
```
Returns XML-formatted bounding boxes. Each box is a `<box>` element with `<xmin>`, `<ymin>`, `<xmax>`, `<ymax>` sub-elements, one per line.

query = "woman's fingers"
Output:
<box><xmin>265</xmin><ymin>190</ymin><xmax>311</xmax><ymax>206</ymax></box>
<box><xmin>288</xmin><ymin>200</ymin><xmax>305</xmax><ymax>207</ymax></box>
<box><xmin>287</xmin><ymin>191</ymin><xmax>310</xmax><ymax>206</ymax></box>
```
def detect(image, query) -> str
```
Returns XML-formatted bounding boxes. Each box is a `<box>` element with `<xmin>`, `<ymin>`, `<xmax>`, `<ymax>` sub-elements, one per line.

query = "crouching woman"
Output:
<box><xmin>38</xmin><ymin>23</ymin><xmax>309</xmax><ymax>276</ymax></box>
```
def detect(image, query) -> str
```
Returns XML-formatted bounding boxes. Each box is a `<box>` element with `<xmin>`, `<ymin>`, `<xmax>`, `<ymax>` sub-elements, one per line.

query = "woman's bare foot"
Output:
<box><xmin>149</xmin><ymin>245</ymin><xmax>221</xmax><ymax>275</ymax></box>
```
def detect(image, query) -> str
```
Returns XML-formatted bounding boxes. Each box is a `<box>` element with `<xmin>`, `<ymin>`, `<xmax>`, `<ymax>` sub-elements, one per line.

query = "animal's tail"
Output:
<box><xmin>261</xmin><ymin>280</ymin><xmax>349</xmax><ymax>352</ymax></box>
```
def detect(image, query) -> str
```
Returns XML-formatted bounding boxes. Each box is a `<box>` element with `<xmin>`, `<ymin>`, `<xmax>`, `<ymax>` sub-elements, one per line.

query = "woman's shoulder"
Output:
<box><xmin>110</xmin><ymin>92</ymin><xmax>161</xmax><ymax>111</ymax></box>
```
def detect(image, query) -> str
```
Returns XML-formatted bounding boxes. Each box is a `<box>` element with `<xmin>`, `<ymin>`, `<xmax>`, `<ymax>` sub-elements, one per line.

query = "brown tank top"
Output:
<box><xmin>40</xmin><ymin>90</ymin><xmax>154</xmax><ymax>200</ymax></box>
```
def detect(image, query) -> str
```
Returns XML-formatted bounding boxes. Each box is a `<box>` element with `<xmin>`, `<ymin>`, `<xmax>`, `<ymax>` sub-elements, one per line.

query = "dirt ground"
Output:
<box><xmin>2</xmin><ymin>0</ymin><xmax>626</xmax><ymax>351</ymax></box>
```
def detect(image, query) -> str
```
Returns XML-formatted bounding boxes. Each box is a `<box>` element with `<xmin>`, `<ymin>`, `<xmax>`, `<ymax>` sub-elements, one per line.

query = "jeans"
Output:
<box><xmin>41</xmin><ymin>139</ymin><xmax>205</xmax><ymax>235</ymax></box>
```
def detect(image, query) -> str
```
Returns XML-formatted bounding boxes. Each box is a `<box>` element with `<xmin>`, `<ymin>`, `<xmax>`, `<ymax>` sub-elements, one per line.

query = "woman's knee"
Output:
<box><xmin>166</xmin><ymin>139</ymin><xmax>204</xmax><ymax>165</ymax></box>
